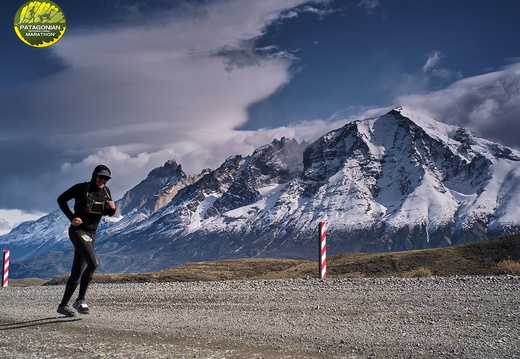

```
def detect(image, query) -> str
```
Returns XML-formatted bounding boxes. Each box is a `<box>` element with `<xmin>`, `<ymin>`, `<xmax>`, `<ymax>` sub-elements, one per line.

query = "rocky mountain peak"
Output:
<box><xmin>118</xmin><ymin>159</ymin><xmax>188</xmax><ymax>215</ymax></box>
<box><xmin>4</xmin><ymin>108</ymin><xmax>520</xmax><ymax>278</ymax></box>
<box><xmin>146</xmin><ymin>159</ymin><xmax>185</xmax><ymax>180</ymax></box>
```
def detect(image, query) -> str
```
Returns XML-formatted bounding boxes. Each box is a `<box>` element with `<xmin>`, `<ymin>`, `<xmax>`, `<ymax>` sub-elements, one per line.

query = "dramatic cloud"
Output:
<box><xmin>1</xmin><ymin>0</ymin><xmax>517</xmax><ymax>225</ymax></box>
<box><xmin>398</xmin><ymin>61</ymin><xmax>520</xmax><ymax>149</ymax></box>
<box><xmin>0</xmin><ymin>0</ymin><xmax>329</xmax><ymax>213</ymax></box>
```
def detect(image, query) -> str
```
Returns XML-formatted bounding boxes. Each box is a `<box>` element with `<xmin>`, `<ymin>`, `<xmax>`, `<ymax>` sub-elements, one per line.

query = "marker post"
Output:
<box><xmin>2</xmin><ymin>250</ymin><xmax>10</xmax><ymax>287</ymax></box>
<box><xmin>318</xmin><ymin>222</ymin><xmax>326</xmax><ymax>279</ymax></box>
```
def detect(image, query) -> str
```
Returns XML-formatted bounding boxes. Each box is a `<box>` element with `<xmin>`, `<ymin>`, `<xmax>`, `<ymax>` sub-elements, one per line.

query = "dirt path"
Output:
<box><xmin>1</xmin><ymin>277</ymin><xmax>519</xmax><ymax>358</ymax></box>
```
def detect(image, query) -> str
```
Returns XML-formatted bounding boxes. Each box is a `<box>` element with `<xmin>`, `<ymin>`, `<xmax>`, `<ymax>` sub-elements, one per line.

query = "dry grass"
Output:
<box><xmin>41</xmin><ymin>233</ymin><xmax>520</xmax><ymax>286</ymax></box>
<box><xmin>404</xmin><ymin>267</ymin><xmax>433</xmax><ymax>277</ymax></box>
<box><xmin>6</xmin><ymin>277</ymin><xmax>48</xmax><ymax>287</ymax></box>
<box><xmin>495</xmin><ymin>258</ymin><xmax>520</xmax><ymax>275</ymax></box>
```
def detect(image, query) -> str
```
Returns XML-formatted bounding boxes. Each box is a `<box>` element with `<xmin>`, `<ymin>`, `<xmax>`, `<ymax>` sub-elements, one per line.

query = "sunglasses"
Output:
<box><xmin>97</xmin><ymin>175</ymin><xmax>110</xmax><ymax>181</ymax></box>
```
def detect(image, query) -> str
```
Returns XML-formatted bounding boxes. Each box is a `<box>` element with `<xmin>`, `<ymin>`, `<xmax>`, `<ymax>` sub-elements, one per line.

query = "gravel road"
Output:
<box><xmin>0</xmin><ymin>276</ymin><xmax>518</xmax><ymax>358</ymax></box>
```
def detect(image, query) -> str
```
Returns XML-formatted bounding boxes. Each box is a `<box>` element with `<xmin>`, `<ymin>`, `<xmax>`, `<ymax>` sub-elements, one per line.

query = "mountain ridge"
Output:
<box><xmin>3</xmin><ymin>107</ymin><xmax>520</xmax><ymax>279</ymax></box>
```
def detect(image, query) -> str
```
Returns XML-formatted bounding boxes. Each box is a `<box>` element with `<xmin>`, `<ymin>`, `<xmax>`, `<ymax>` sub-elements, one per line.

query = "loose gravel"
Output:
<box><xmin>0</xmin><ymin>276</ymin><xmax>518</xmax><ymax>358</ymax></box>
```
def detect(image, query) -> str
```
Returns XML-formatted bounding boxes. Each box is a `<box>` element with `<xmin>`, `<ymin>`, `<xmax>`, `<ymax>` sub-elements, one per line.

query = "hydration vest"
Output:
<box><xmin>74</xmin><ymin>182</ymin><xmax>111</xmax><ymax>215</ymax></box>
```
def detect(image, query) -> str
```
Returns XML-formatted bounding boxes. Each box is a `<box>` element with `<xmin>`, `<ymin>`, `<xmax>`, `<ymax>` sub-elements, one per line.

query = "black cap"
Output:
<box><xmin>93</xmin><ymin>165</ymin><xmax>111</xmax><ymax>179</ymax></box>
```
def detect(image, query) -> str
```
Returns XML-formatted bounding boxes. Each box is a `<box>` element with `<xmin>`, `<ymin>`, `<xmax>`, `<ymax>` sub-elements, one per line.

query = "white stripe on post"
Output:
<box><xmin>2</xmin><ymin>250</ymin><xmax>9</xmax><ymax>287</ymax></box>
<box><xmin>318</xmin><ymin>222</ymin><xmax>327</xmax><ymax>279</ymax></box>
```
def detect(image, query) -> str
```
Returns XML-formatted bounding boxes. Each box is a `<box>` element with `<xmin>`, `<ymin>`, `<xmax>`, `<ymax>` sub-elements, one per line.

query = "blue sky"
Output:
<box><xmin>1</xmin><ymin>0</ymin><xmax>519</xmax><ymax>227</ymax></box>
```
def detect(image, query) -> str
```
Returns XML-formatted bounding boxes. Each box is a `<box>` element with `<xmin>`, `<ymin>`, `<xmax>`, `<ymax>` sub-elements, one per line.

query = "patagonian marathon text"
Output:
<box><xmin>18</xmin><ymin>25</ymin><xmax>62</xmax><ymax>30</ymax></box>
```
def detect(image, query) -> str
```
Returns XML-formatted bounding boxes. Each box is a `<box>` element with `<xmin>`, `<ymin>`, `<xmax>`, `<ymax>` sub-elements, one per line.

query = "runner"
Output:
<box><xmin>56</xmin><ymin>165</ymin><xmax>116</xmax><ymax>317</ymax></box>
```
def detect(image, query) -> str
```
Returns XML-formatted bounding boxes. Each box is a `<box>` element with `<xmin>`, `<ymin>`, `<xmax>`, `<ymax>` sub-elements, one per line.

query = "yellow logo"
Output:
<box><xmin>14</xmin><ymin>1</ymin><xmax>66</xmax><ymax>47</ymax></box>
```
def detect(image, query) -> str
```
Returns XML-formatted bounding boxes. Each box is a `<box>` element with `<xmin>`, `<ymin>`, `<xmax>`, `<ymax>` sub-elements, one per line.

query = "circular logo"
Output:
<box><xmin>14</xmin><ymin>1</ymin><xmax>67</xmax><ymax>47</ymax></box>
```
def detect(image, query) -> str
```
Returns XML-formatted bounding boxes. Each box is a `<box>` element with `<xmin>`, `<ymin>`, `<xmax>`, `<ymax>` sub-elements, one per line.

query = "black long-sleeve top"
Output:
<box><xmin>57</xmin><ymin>181</ymin><xmax>116</xmax><ymax>231</ymax></box>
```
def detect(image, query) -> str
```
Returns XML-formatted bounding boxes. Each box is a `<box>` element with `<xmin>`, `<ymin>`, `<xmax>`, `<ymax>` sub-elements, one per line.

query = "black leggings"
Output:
<box><xmin>60</xmin><ymin>228</ymin><xmax>99</xmax><ymax>306</ymax></box>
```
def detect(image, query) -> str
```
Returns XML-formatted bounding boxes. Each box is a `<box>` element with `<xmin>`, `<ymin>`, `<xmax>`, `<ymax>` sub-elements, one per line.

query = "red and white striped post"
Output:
<box><xmin>318</xmin><ymin>222</ymin><xmax>326</xmax><ymax>279</ymax></box>
<box><xmin>2</xmin><ymin>250</ymin><xmax>9</xmax><ymax>287</ymax></box>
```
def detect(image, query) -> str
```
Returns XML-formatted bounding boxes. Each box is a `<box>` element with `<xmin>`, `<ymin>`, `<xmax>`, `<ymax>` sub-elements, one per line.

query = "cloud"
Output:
<box><xmin>422</xmin><ymin>51</ymin><xmax>443</xmax><ymax>73</ymax></box>
<box><xmin>0</xmin><ymin>209</ymin><xmax>45</xmax><ymax>232</ymax></box>
<box><xmin>422</xmin><ymin>50</ymin><xmax>462</xmax><ymax>81</ymax></box>
<box><xmin>2</xmin><ymin>0</ymin><xmax>518</xmax><ymax>224</ymax></box>
<box><xmin>0</xmin><ymin>0</ymin><xmax>328</xmax><ymax>214</ymax></box>
<box><xmin>300</xmin><ymin>5</ymin><xmax>337</xmax><ymax>18</ymax></box>
<box><xmin>358</xmin><ymin>0</ymin><xmax>380</xmax><ymax>12</ymax></box>
<box><xmin>279</xmin><ymin>1</ymin><xmax>335</xmax><ymax>20</ymax></box>
<box><xmin>398</xmin><ymin>61</ymin><xmax>520</xmax><ymax>149</ymax></box>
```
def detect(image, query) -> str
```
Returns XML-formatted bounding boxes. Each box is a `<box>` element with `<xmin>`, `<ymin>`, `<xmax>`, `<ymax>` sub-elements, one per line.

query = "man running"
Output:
<box><xmin>56</xmin><ymin>165</ymin><xmax>116</xmax><ymax>317</ymax></box>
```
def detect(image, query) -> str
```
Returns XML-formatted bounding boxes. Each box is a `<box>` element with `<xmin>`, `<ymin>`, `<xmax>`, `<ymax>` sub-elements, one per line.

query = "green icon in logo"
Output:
<box><xmin>14</xmin><ymin>1</ymin><xmax>66</xmax><ymax>47</ymax></box>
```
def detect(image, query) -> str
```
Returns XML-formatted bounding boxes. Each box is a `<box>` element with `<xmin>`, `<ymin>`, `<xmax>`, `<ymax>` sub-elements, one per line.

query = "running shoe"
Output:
<box><xmin>73</xmin><ymin>299</ymin><xmax>90</xmax><ymax>314</ymax></box>
<box><xmin>57</xmin><ymin>304</ymin><xmax>76</xmax><ymax>317</ymax></box>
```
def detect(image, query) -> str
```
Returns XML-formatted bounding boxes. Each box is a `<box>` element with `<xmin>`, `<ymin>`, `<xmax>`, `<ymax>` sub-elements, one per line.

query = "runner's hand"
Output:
<box><xmin>71</xmin><ymin>217</ymin><xmax>82</xmax><ymax>226</ymax></box>
<box><xmin>106</xmin><ymin>200</ymin><xmax>116</xmax><ymax>210</ymax></box>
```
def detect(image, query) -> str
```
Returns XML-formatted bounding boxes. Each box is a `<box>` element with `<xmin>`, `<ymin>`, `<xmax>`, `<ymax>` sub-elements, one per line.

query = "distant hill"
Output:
<box><xmin>42</xmin><ymin>234</ymin><xmax>519</xmax><ymax>286</ymax></box>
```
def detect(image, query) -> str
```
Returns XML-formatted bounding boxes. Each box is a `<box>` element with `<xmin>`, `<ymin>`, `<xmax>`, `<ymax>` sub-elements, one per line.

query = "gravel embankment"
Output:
<box><xmin>0</xmin><ymin>276</ymin><xmax>518</xmax><ymax>358</ymax></box>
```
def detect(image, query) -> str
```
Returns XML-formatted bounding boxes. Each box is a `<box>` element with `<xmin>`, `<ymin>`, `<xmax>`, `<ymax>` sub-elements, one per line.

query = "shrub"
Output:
<box><xmin>496</xmin><ymin>259</ymin><xmax>520</xmax><ymax>275</ymax></box>
<box><xmin>405</xmin><ymin>267</ymin><xmax>433</xmax><ymax>277</ymax></box>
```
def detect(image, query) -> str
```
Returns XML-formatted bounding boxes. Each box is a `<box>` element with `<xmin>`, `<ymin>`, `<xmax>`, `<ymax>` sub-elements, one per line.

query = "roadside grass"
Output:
<box><xmin>404</xmin><ymin>267</ymin><xmax>433</xmax><ymax>277</ymax></box>
<box><xmin>495</xmin><ymin>258</ymin><xmax>520</xmax><ymax>275</ymax></box>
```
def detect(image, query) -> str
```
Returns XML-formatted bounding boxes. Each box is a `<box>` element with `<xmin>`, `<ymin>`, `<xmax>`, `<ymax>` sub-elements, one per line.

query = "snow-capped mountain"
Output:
<box><xmin>0</xmin><ymin>160</ymin><xmax>194</xmax><ymax>262</ymax></box>
<box><xmin>4</xmin><ymin>107</ymin><xmax>520</xmax><ymax>278</ymax></box>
